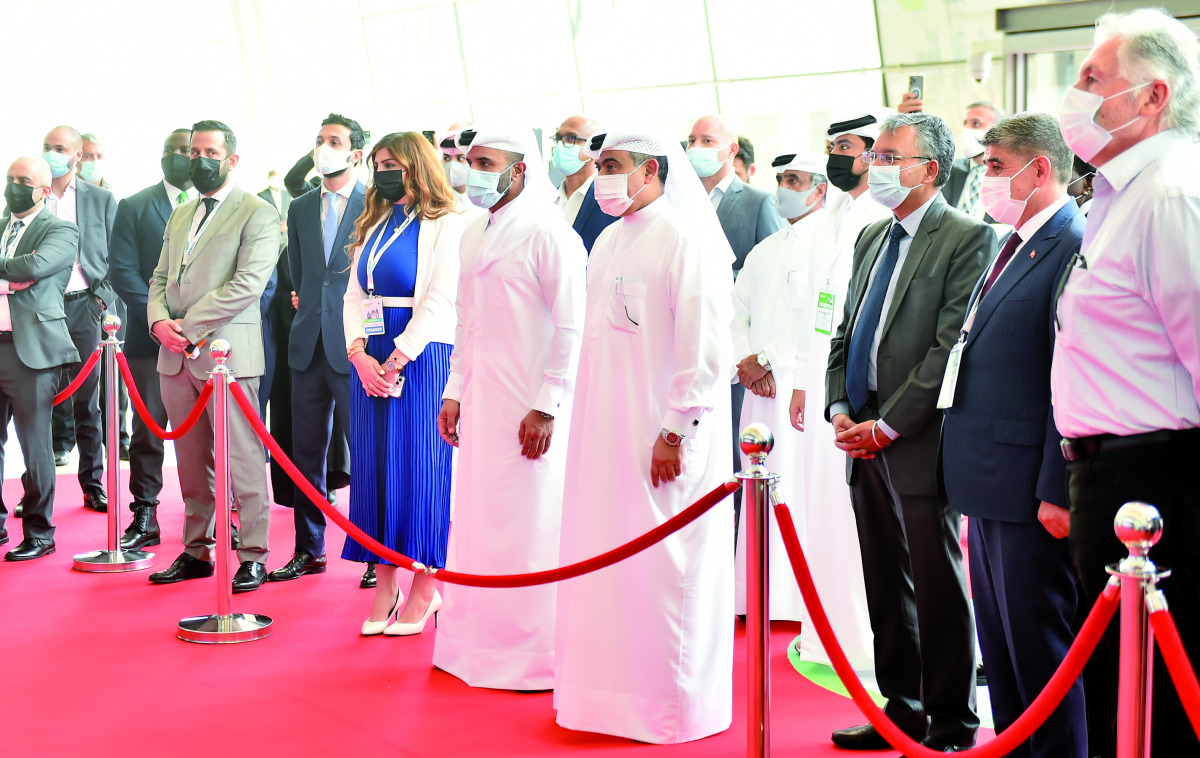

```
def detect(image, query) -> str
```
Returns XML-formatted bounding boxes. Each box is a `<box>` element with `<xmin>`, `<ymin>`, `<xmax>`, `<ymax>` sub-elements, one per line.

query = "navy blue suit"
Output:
<box><xmin>941</xmin><ymin>200</ymin><xmax>1085</xmax><ymax>758</ymax></box>
<box><xmin>283</xmin><ymin>181</ymin><xmax>365</xmax><ymax>556</ymax></box>
<box><xmin>570</xmin><ymin>182</ymin><xmax>617</xmax><ymax>254</ymax></box>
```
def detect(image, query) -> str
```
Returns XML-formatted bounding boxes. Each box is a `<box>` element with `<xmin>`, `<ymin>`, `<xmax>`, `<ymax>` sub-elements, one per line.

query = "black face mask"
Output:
<box><xmin>826</xmin><ymin>154</ymin><xmax>863</xmax><ymax>192</ymax></box>
<box><xmin>4</xmin><ymin>182</ymin><xmax>39</xmax><ymax>215</ymax></box>
<box><xmin>161</xmin><ymin>153</ymin><xmax>193</xmax><ymax>190</ymax></box>
<box><xmin>374</xmin><ymin>169</ymin><xmax>406</xmax><ymax>203</ymax></box>
<box><xmin>190</xmin><ymin>156</ymin><xmax>227</xmax><ymax>195</ymax></box>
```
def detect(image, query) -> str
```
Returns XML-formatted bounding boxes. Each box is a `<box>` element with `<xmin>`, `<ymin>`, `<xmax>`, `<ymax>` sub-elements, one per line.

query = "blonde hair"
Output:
<box><xmin>351</xmin><ymin>132</ymin><xmax>457</xmax><ymax>248</ymax></box>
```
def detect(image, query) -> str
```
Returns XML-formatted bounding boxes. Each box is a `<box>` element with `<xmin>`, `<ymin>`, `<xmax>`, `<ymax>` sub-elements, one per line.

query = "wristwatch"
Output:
<box><xmin>384</xmin><ymin>357</ymin><xmax>399</xmax><ymax>372</ymax></box>
<box><xmin>537</xmin><ymin>411</ymin><xmax>555</xmax><ymax>420</ymax></box>
<box><xmin>756</xmin><ymin>352</ymin><xmax>772</xmax><ymax>372</ymax></box>
<box><xmin>661</xmin><ymin>429</ymin><xmax>685</xmax><ymax>446</ymax></box>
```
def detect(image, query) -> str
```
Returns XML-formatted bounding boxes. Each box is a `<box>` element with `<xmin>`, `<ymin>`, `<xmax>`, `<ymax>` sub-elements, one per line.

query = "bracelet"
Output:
<box><xmin>870</xmin><ymin>421</ymin><xmax>884</xmax><ymax>448</ymax></box>
<box><xmin>537</xmin><ymin>411</ymin><xmax>554</xmax><ymax>420</ymax></box>
<box><xmin>347</xmin><ymin>346</ymin><xmax>365</xmax><ymax>359</ymax></box>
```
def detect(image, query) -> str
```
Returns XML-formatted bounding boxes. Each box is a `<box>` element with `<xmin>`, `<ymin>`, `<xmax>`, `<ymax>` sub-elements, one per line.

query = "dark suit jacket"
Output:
<box><xmin>571</xmin><ymin>182</ymin><xmax>617</xmax><ymax>254</ymax></box>
<box><xmin>717</xmin><ymin>177</ymin><xmax>786</xmax><ymax>270</ymax></box>
<box><xmin>258</xmin><ymin>188</ymin><xmax>292</xmax><ymax>220</ymax></box>
<box><xmin>74</xmin><ymin>179</ymin><xmax>118</xmax><ymax>307</ymax></box>
<box><xmin>941</xmin><ymin>202</ymin><xmax>1082</xmax><ymax>521</ymax></box>
<box><xmin>286</xmin><ymin>181</ymin><xmax>365</xmax><ymax>374</ymax></box>
<box><xmin>0</xmin><ymin>209</ymin><xmax>80</xmax><ymax>369</ymax></box>
<box><xmin>110</xmin><ymin>182</ymin><xmax>176</xmax><ymax>358</ymax></box>
<box><xmin>825</xmin><ymin>192</ymin><xmax>994</xmax><ymax>496</ymax></box>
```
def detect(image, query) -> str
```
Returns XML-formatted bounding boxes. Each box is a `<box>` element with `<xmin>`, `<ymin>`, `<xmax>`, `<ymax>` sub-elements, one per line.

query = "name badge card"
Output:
<box><xmin>937</xmin><ymin>341</ymin><xmax>965</xmax><ymax>409</ymax></box>
<box><xmin>362</xmin><ymin>297</ymin><xmax>385</xmax><ymax>336</ymax></box>
<box><xmin>815</xmin><ymin>290</ymin><xmax>836</xmax><ymax>335</ymax></box>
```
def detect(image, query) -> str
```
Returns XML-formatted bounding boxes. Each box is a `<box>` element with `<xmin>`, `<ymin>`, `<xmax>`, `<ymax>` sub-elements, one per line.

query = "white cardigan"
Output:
<box><xmin>343</xmin><ymin>209</ymin><xmax>466</xmax><ymax>359</ymax></box>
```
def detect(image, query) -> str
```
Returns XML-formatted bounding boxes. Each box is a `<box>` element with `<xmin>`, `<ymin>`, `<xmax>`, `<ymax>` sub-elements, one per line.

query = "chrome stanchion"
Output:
<box><xmin>178</xmin><ymin>340</ymin><xmax>272</xmax><ymax>644</ymax></box>
<box><xmin>1108</xmin><ymin>501</ymin><xmax>1170</xmax><ymax>758</ymax></box>
<box><xmin>738</xmin><ymin>423</ymin><xmax>777</xmax><ymax>758</ymax></box>
<box><xmin>73</xmin><ymin>314</ymin><xmax>154</xmax><ymax>572</ymax></box>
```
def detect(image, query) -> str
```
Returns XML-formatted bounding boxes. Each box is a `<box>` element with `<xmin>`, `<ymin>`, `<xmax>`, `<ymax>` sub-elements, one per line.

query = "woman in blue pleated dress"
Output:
<box><xmin>342</xmin><ymin>131</ymin><xmax>466</xmax><ymax>636</ymax></box>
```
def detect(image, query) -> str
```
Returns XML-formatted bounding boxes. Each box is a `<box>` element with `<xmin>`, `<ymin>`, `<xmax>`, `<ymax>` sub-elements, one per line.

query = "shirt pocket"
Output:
<box><xmin>607</xmin><ymin>278</ymin><xmax>647</xmax><ymax>334</ymax></box>
<box><xmin>486</xmin><ymin>262</ymin><xmax>529</xmax><ymax>309</ymax></box>
<box><xmin>781</xmin><ymin>269</ymin><xmax>807</xmax><ymax>310</ymax></box>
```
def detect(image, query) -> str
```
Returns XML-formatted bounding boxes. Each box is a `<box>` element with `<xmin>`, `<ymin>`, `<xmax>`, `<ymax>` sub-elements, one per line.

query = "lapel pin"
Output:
<box><xmin>1029</xmin><ymin>250</ymin><xmax>1036</xmax><ymax>258</ymax></box>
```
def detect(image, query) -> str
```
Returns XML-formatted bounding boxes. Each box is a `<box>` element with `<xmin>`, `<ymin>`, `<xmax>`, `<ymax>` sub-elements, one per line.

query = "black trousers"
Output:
<box><xmin>124</xmin><ymin>355</ymin><xmax>167</xmax><ymax>508</ymax></box>
<box><xmin>1068</xmin><ymin>429</ymin><xmax>1200</xmax><ymax>758</ymax></box>
<box><xmin>51</xmin><ymin>293</ymin><xmax>104</xmax><ymax>490</ymax></box>
<box><xmin>0</xmin><ymin>342</ymin><xmax>58</xmax><ymax>541</ymax></box>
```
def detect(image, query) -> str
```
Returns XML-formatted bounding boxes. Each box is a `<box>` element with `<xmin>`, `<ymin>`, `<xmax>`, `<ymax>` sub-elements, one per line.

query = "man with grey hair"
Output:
<box><xmin>942</xmin><ymin>112</ymin><xmax>1086</xmax><ymax>758</ymax></box>
<box><xmin>824</xmin><ymin>111</ymin><xmax>993</xmax><ymax>751</ymax></box>
<box><xmin>1052</xmin><ymin>8</ymin><xmax>1200</xmax><ymax>755</ymax></box>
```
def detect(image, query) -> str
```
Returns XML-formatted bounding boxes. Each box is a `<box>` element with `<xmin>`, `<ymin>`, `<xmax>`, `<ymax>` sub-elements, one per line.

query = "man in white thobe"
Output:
<box><xmin>732</xmin><ymin>151</ymin><xmax>830</xmax><ymax>621</ymax></box>
<box><xmin>790</xmin><ymin>113</ymin><xmax>893</xmax><ymax>672</ymax></box>
<box><xmin>554</xmin><ymin>130</ymin><xmax>735</xmax><ymax>744</ymax></box>
<box><xmin>434</xmin><ymin>127</ymin><xmax>587</xmax><ymax>691</ymax></box>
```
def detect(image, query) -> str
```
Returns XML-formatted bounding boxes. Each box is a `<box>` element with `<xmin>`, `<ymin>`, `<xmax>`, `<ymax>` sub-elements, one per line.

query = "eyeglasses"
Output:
<box><xmin>616</xmin><ymin>277</ymin><xmax>639</xmax><ymax>327</ymax></box>
<box><xmin>550</xmin><ymin>134</ymin><xmax>587</xmax><ymax>147</ymax></box>
<box><xmin>860</xmin><ymin>152</ymin><xmax>932</xmax><ymax>167</ymax></box>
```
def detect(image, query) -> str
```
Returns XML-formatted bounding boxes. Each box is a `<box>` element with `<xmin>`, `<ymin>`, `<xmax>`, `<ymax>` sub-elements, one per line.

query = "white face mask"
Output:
<box><xmin>867</xmin><ymin>163</ymin><xmax>924</xmax><ymax>210</ymax></box>
<box><xmin>1059</xmin><ymin>83</ymin><xmax>1148</xmax><ymax>163</ymax></box>
<box><xmin>443</xmin><ymin>159</ymin><xmax>468</xmax><ymax>188</ymax></box>
<box><xmin>775</xmin><ymin>183</ymin><xmax>821</xmax><ymax>220</ymax></box>
<box><xmin>594</xmin><ymin>163</ymin><xmax>650</xmax><ymax>217</ymax></box>
<box><xmin>959</xmin><ymin>128</ymin><xmax>986</xmax><ymax>159</ymax></box>
<box><xmin>980</xmin><ymin>157</ymin><xmax>1041</xmax><ymax>226</ymax></box>
<box><xmin>314</xmin><ymin>143</ymin><xmax>353</xmax><ymax>176</ymax></box>
<box><xmin>465</xmin><ymin>166</ymin><xmax>511</xmax><ymax>209</ymax></box>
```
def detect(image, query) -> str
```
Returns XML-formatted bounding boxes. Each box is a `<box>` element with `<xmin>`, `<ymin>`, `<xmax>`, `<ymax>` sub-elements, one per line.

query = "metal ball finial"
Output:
<box><xmin>1114</xmin><ymin>501</ymin><xmax>1162</xmax><ymax>557</ymax></box>
<box><xmin>209</xmin><ymin>339</ymin><xmax>232</xmax><ymax>365</ymax></box>
<box><xmin>103</xmin><ymin>313</ymin><xmax>122</xmax><ymax>336</ymax></box>
<box><xmin>740</xmin><ymin>423</ymin><xmax>774</xmax><ymax>460</ymax></box>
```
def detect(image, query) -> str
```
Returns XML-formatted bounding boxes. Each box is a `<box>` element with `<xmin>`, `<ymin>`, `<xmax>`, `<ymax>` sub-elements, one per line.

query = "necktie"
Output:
<box><xmin>961</xmin><ymin>165</ymin><xmax>983</xmax><ymax>218</ymax></box>
<box><xmin>178</xmin><ymin>191</ymin><xmax>188</xmax><ymax>205</ymax></box>
<box><xmin>198</xmin><ymin>197</ymin><xmax>217</xmax><ymax>227</ymax></box>
<box><xmin>845</xmin><ymin>223</ymin><xmax>907</xmax><ymax>414</ymax></box>
<box><xmin>323</xmin><ymin>192</ymin><xmax>338</xmax><ymax>264</ymax></box>
<box><xmin>3</xmin><ymin>220</ymin><xmax>24</xmax><ymax>258</ymax></box>
<box><xmin>979</xmin><ymin>231</ymin><xmax>1021</xmax><ymax>300</ymax></box>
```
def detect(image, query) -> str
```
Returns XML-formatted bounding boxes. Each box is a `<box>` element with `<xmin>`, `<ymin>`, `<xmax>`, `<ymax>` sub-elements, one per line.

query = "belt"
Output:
<box><xmin>0</xmin><ymin>331</ymin><xmax>12</xmax><ymax>343</ymax></box>
<box><xmin>1060</xmin><ymin>428</ymin><xmax>1200</xmax><ymax>461</ymax></box>
<box><xmin>64</xmin><ymin>290</ymin><xmax>92</xmax><ymax>302</ymax></box>
<box><xmin>376</xmin><ymin>296</ymin><xmax>414</xmax><ymax>308</ymax></box>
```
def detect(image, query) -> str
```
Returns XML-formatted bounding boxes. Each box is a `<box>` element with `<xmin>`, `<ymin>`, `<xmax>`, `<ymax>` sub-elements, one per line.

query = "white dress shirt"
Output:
<box><xmin>708</xmin><ymin>171</ymin><xmax>735</xmax><ymax>211</ymax></box>
<box><xmin>163</xmin><ymin>179</ymin><xmax>192</xmax><ymax>209</ymax></box>
<box><xmin>184</xmin><ymin>180</ymin><xmax>237</xmax><ymax>266</ymax></box>
<box><xmin>1053</xmin><ymin>128</ymin><xmax>1200</xmax><ymax>437</ymax></box>
<box><xmin>0</xmin><ymin>206</ymin><xmax>45</xmax><ymax>331</ymax></box>
<box><xmin>320</xmin><ymin>178</ymin><xmax>355</xmax><ymax>233</ymax></box>
<box><xmin>555</xmin><ymin>173</ymin><xmax>594</xmax><ymax>226</ymax></box>
<box><xmin>46</xmin><ymin>173</ymin><xmax>89</xmax><ymax>293</ymax></box>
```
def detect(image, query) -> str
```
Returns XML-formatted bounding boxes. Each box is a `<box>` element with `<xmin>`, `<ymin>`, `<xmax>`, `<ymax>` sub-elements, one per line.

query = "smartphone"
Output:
<box><xmin>386</xmin><ymin>365</ymin><xmax>406</xmax><ymax>398</ymax></box>
<box><xmin>908</xmin><ymin>75</ymin><xmax>925</xmax><ymax>105</ymax></box>
<box><xmin>422</xmin><ymin>130</ymin><xmax>437</xmax><ymax>146</ymax></box>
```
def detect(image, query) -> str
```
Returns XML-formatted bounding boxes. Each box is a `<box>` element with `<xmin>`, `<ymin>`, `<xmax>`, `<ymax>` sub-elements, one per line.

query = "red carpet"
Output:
<box><xmin>1</xmin><ymin>469</ymin><xmax>988</xmax><ymax>757</ymax></box>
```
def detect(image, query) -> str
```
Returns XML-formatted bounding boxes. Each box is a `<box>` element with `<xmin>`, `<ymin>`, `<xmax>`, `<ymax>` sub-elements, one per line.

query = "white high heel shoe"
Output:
<box><xmin>361</xmin><ymin>588</ymin><xmax>403</xmax><ymax>636</ymax></box>
<box><xmin>384</xmin><ymin>589</ymin><xmax>442</xmax><ymax>636</ymax></box>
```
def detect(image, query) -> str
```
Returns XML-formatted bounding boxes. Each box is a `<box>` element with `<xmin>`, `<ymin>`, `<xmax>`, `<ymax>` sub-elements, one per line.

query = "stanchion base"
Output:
<box><xmin>72</xmin><ymin>549</ymin><xmax>155</xmax><ymax>572</ymax></box>
<box><xmin>177</xmin><ymin>613</ymin><xmax>273</xmax><ymax>644</ymax></box>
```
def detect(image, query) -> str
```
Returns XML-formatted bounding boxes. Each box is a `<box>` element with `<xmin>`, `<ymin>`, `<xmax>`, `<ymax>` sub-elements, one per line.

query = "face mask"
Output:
<box><xmin>550</xmin><ymin>143</ymin><xmax>587</xmax><ymax>177</ymax></box>
<box><xmin>161</xmin><ymin>153</ymin><xmax>193</xmax><ymax>189</ymax></box>
<box><xmin>314</xmin><ymin>144</ymin><xmax>353</xmax><ymax>177</ymax></box>
<box><xmin>687</xmin><ymin>146</ymin><xmax>727</xmax><ymax>178</ymax></box>
<box><xmin>374</xmin><ymin>169</ymin><xmax>407</xmax><ymax>203</ymax></box>
<box><xmin>189</xmin><ymin>156</ymin><xmax>227</xmax><ymax>195</ymax></box>
<box><xmin>594</xmin><ymin>162</ymin><xmax>651</xmax><ymax>217</ymax></box>
<box><xmin>465</xmin><ymin>165</ymin><xmax>513</xmax><ymax>209</ymax></box>
<box><xmin>442</xmin><ymin>159</ymin><xmax>468</xmax><ymax>188</ymax></box>
<box><xmin>775</xmin><ymin>183</ymin><xmax>821</xmax><ymax>220</ymax></box>
<box><xmin>4</xmin><ymin>182</ymin><xmax>41</xmax><ymax>215</ymax></box>
<box><xmin>959</xmin><ymin>128</ymin><xmax>986</xmax><ymax>159</ymax></box>
<box><xmin>867</xmin><ymin>163</ymin><xmax>924</xmax><ymax>210</ymax></box>
<box><xmin>826</xmin><ymin>153</ymin><xmax>862</xmax><ymax>192</ymax></box>
<box><xmin>980</xmin><ymin>157</ymin><xmax>1041</xmax><ymax>226</ymax></box>
<box><xmin>78</xmin><ymin>160</ymin><xmax>102</xmax><ymax>183</ymax></box>
<box><xmin>1059</xmin><ymin>83</ymin><xmax>1148</xmax><ymax>163</ymax></box>
<box><xmin>42</xmin><ymin>151</ymin><xmax>73</xmax><ymax>179</ymax></box>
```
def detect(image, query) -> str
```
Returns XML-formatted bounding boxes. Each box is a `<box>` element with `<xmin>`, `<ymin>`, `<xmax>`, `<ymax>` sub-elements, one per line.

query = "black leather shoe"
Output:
<box><xmin>13</xmin><ymin>498</ymin><xmax>25</xmax><ymax>518</ymax></box>
<box><xmin>0</xmin><ymin>530</ymin><xmax>9</xmax><ymax>546</ymax></box>
<box><xmin>53</xmin><ymin>450</ymin><xmax>70</xmax><ymax>467</ymax></box>
<box><xmin>149</xmin><ymin>553</ymin><xmax>215</xmax><ymax>584</ymax></box>
<box><xmin>119</xmin><ymin>442</ymin><xmax>130</xmax><ymax>462</ymax></box>
<box><xmin>82</xmin><ymin>485</ymin><xmax>108</xmax><ymax>513</ymax></box>
<box><xmin>4</xmin><ymin>538</ymin><xmax>56</xmax><ymax>561</ymax></box>
<box><xmin>230</xmin><ymin>522</ymin><xmax>240</xmax><ymax>550</ymax></box>
<box><xmin>831</xmin><ymin>723</ymin><xmax>924</xmax><ymax>750</ymax></box>
<box><xmin>121</xmin><ymin>504</ymin><xmax>160</xmax><ymax>550</ymax></box>
<box><xmin>360</xmin><ymin>562</ymin><xmax>377</xmax><ymax>589</ymax></box>
<box><xmin>268</xmin><ymin>550</ymin><xmax>327</xmax><ymax>581</ymax></box>
<box><xmin>232</xmin><ymin>561</ymin><xmax>267</xmax><ymax>593</ymax></box>
<box><xmin>975</xmin><ymin>661</ymin><xmax>987</xmax><ymax>687</ymax></box>
<box><xmin>921</xmin><ymin>735</ymin><xmax>976</xmax><ymax>753</ymax></box>
<box><xmin>327</xmin><ymin>490</ymin><xmax>337</xmax><ymax>505</ymax></box>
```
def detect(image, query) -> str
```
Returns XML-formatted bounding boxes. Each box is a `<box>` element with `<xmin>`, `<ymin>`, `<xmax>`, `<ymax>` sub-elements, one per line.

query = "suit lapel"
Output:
<box><xmin>8</xmin><ymin>210</ymin><xmax>50</xmax><ymax>256</ymax></box>
<box><xmin>152</xmin><ymin>183</ymin><xmax>172</xmax><ymax>226</ymax></box>
<box><xmin>880</xmin><ymin>195</ymin><xmax>945</xmax><ymax>338</ymax></box>
<box><xmin>329</xmin><ymin>183</ymin><xmax>365</xmax><ymax>271</ymax></box>
<box><xmin>716</xmin><ymin>179</ymin><xmax>743</xmax><ymax>225</ymax></box>
<box><xmin>847</xmin><ymin>221</ymin><xmax>891</xmax><ymax>327</ymax></box>
<box><xmin>573</xmin><ymin>183</ymin><xmax>596</xmax><ymax>233</ymax></box>
<box><xmin>191</xmin><ymin>186</ymin><xmax>244</xmax><ymax>261</ymax></box>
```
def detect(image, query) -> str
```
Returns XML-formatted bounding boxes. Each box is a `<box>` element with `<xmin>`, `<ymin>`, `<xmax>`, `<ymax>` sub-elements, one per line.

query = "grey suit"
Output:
<box><xmin>148</xmin><ymin>185</ymin><xmax>280</xmax><ymax>563</ymax></box>
<box><xmin>825</xmin><ymin>192</ymin><xmax>994</xmax><ymax>745</ymax></box>
<box><xmin>716</xmin><ymin>177</ymin><xmax>786</xmax><ymax>272</ymax></box>
<box><xmin>0</xmin><ymin>209</ymin><xmax>79</xmax><ymax>541</ymax></box>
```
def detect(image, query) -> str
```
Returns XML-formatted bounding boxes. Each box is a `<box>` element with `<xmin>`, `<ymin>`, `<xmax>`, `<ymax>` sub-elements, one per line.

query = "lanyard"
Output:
<box><xmin>962</xmin><ymin>234</ymin><xmax>1023</xmax><ymax>336</ymax></box>
<box><xmin>365</xmin><ymin>208</ymin><xmax>416</xmax><ymax>294</ymax></box>
<box><xmin>184</xmin><ymin>199</ymin><xmax>221</xmax><ymax>263</ymax></box>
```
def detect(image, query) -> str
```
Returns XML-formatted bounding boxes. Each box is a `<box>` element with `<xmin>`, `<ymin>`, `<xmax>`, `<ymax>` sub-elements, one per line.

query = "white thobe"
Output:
<box><xmin>794</xmin><ymin>189</ymin><xmax>891</xmax><ymax>671</ymax></box>
<box><xmin>554</xmin><ymin>198</ymin><xmax>735</xmax><ymax>744</ymax></box>
<box><xmin>433</xmin><ymin>191</ymin><xmax>588</xmax><ymax>691</ymax></box>
<box><xmin>731</xmin><ymin>213</ymin><xmax>822</xmax><ymax>621</ymax></box>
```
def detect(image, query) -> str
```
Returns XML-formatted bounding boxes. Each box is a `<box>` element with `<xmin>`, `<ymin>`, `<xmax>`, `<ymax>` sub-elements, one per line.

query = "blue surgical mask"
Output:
<box><xmin>78</xmin><ymin>160</ymin><xmax>102</xmax><ymax>183</ymax></box>
<box><xmin>867</xmin><ymin>163</ymin><xmax>924</xmax><ymax>210</ymax></box>
<box><xmin>465</xmin><ymin>165</ymin><xmax>512</xmax><ymax>209</ymax></box>
<box><xmin>687</xmin><ymin>146</ymin><xmax>728</xmax><ymax>178</ymax></box>
<box><xmin>42</xmin><ymin>151</ymin><xmax>73</xmax><ymax>179</ymax></box>
<box><xmin>550</xmin><ymin>143</ymin><xmax>587</xmax><ymax>177</ymax></box>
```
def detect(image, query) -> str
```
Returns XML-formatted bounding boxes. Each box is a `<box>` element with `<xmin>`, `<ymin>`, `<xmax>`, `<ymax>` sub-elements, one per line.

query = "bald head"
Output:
<box><xmin>689</xmin><ymin>115</ymin><xmax>738</xmax><ymax>149</ymax></box>
<box><xmin>44</xmin><ymin>126</ymin><xmax>83</xmax><ymax>153</ymax></box>
<box><xmin>6</xmin><ymin>156</ymin><xmax>53</xmax><ymax>216</ymax></box>
<box><xmin>558</xmin><ymin>115</ymin><xmax>601</xmax><ymax>139</ymax></box>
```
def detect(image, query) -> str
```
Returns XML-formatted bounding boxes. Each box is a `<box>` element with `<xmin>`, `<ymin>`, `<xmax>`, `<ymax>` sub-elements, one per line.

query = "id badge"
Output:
<box><xmin>362</xmin><ymin>297</ymin><xmax>385</xmax><ymax>336</ymax></box>
<box><xmin>937</xmin><ymin>341</ymin><xmax>965</xmax><ymax>409</ymax></box>
<box><xmin>814</xmin><ymin>289</ymin><xmax>836</xmax><ymax>335</ymax></box>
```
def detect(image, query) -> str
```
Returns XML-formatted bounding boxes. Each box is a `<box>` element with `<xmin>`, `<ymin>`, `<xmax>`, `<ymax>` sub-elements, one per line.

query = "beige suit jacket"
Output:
<box><xmin>147</xmin><ymin>185</ymin><xmax>280</xmax><ymax>379</ymax></box>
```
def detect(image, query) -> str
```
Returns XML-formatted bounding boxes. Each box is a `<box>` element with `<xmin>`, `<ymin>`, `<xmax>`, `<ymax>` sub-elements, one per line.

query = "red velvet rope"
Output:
<box><xmin>773</xmin><ymin>502</ymin><xmax>1120</xmax><ymax>758</ymax></box>
<box><xmin>1149</xmin><ymin>609</ymin><xmax>1200</xmax><ymax>740</ymax></box>
<box><xmin>228</xmin><ymin>380</ymin><xmax>739</xmax><ymax>587</ymax></box>
<box><xmin>53</xmin><ymin>348</ymin><xmax>102</xmax><ymax>406</ymax></box>
<box><xmin>116</xmin><ymin>352</ymin><xmax>213</xmax><ymax>440</ymax></box>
